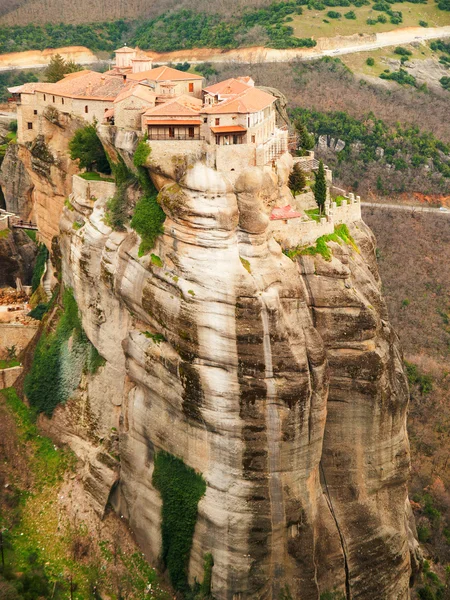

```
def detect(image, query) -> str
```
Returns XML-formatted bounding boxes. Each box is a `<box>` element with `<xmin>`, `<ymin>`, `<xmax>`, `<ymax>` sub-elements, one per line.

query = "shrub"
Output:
<box><xmin>69</xmin><ymin>123</ymin><xmax>111</xmax><ymax>174</ymax></box>
<box><xmin>405</xmin><ymin>362</ymin><xmax>433</xmax><ymax>395</ymax></box>
<box><xmin>8</xmin><ymin>120</ymin><xmax>17</xmax><ymax>133</ymax></box>
<box><xmin>289</xmin><ymin>163</ymin><xmax>307</xmax><ymax>196</ymax></box>
<box><xmin>440</xmin><ymin>76</ymin><xmax>450</xmax><ymax>91</ymax></box>
<box><xmin>419</xmin><ymin>20</ymin><xmax>428</xmax><ymax>26</ymax></box>
<box><xmin>417</xmin><ymin>524</ymin><xmax>431</xmax><ymax>542</ymax></box>
<box><xmin>24</xmin><ymin>288</ymin><xmax>102</xmax><ymax>416</ymax></box>
<box><xmin>394</xmin><ymin>46</ymin><xmax>413</xmax><ymax>56</ymax></box>
<box><xmin>327</xmin><ymin>10</ymin><xmax>341</xmax><ymax>17</ymax></box>
<box><xmin>131</xmin><ymin>145</ymin><xmax>165</xmax><ymax>255</ymax></box>
<box><xmin>377</xmin><ymin>14</ymin><xmax>387</xmax><ymax>22</ymax></box>
<box><xmin>31</xmin><ymin>244</ymin><xmax>49</xmax><ymax>293</ymax></box>
<box><xmin>27</xmin><ymin>303</ymin><xmax>49</xmax><ymax>320</ymax></box>
<box><xmin>152</xmin><ymin>451</ymin><xmax>206</xmax><ymax>592</ymax></box>
<box><xmin>366</xmin><ymin>57</ymin><xmax>375</xmax><ymax>66</ymax></box>
<box><xmin>344</xmin><ymin>9</ymin><xmax>356</xmax><ymax>18</ymax></box>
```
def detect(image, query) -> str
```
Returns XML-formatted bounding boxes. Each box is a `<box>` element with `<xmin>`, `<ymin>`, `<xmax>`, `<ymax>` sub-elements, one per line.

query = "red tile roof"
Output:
<box><xmin>203</xmin><ymin>78</ymin><xmax>251</xmax><ymax>97</ymax></box>
<box><xmin>210</xmin><ymin>125</ymin><xmax>246</xmax><ymax>134</ymax></box>
<box><xmin>143</xmin><ymin>95</ymin><xmax>201</xmax><ymax>118</ymax></box>
<box><xmin>114</xmin><ymin>83</ymin><xmax>156</xmax><ymax>104</ymax></box>
<box><xmin>270</xmin><ymin>205</ymin><xmax>303</xmax><ymax>220</ymax></box>
<box><xmin>202</xmin><ymin>86</ymin><xmax>276</xmax><ymax>115</ymax></box>
<box><xmin>146</xmin><ymin>120</ymin><xmax>202</xmax><ymax>126</ymax></box>
<box><xmin>34</xmin><ymin>71</ymin><xmax>130</xmax><ymax>101</ymax></box>
<box><xmin>128</xmin><ymin>65</ymin><xmax>203</xmax><ymax>83</ymax></box>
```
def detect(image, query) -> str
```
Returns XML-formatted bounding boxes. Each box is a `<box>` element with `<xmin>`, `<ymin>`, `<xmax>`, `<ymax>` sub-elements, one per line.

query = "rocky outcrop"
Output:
<box><xmin>0</xmin><ymin>114</ymin><xmax>82</xmax><ymax>247</ymax></box>
<box><xmin>53</xmin><ymin>141</ymin><xmax>417</xmax><ymax>599</ymax></box>
<box><xmin>0</xmin><ymin>228</ymin><xmax>37</xmax><ymax>287</ymax></box>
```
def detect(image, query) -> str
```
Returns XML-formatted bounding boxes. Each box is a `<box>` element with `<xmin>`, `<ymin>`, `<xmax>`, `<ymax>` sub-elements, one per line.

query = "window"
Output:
<box><xmin>62</xmin><ymin>98</ymin><xmax>64</xmax><ymax>105</ymax></box>
<box><xmin>215</xmin><ymin>135</ymin><xmax>220</xmax><ymax>145</ymax></box>
<box><xmin>27</xmin><ymin>122</ymin><xmax>33</xmax><ymax>130</ymax></box>
<box><xmin>33</xmin><ymin>110</ymin><xmax>37</xmax><ymax>115</ymax></box>
<box><xmin>203</xmin><ymin>117</ymin><xmax>207</xmax><ymax>123</ymax></box>
<box><xmin>233</xmin><ymin>135</ymin><xmax>238</xmax><ymax>145</ymax></box>
<box><xmin>188</xmin><ymin>127</ymin><xmax>194</xmax><ymax>138</ymax></box>
<box><xmin>215</xmin><ymin>118</ymin><xmax>220</xmax><ymax>126</ymax></box>
<box><xmin>189</xmin><ymin>83</ymin><xmax>194</xmax><ymax>93</ymax></box>
<box><xmin>251</xmin><ymin>135</ymin><xmax>255</xmax><ymax>144</ymax></box>
<box><xmin>85</xmin><ymin>105</ymin><xmax>89</xmax><ymax>114</ymax></box>
<box><xmin>168</xmin><ymin>127</ymin><xmax>175</xmax><ymax>138</ymax></box>
<box><xmin>53</xmin><ymin>96</ymin><xmax>55</xmax><ymax>103</ymax></box>
<box><xmin>44</xmin><ymin>94</ymin><xmax>46</xmax><ymax>101</ymax></box>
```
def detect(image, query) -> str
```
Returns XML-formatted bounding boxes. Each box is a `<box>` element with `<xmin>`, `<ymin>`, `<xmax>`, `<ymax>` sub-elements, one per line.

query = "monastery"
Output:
<box><xmin>10</xmin><ymin>46</ymin><xmax>288</xmax><ymax>169</ymax></box>
<box><xmin>10</xmin><ymin>46</ymin><xmax>361</xmax><ymax>244</ymax></box>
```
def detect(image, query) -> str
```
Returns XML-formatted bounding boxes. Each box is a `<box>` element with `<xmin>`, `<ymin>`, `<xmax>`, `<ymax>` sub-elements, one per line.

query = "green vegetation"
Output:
<box><xmin>314</xmin><ymin>160</ymin><xmax>327</xmax><ymax>213</ymax></box>
<box><xmin>69</xmin><ymin>124</ymin><xmax>111</xmax><ymax>174</ymax></box>
<box><xmin>405</xmin><ymin>361</ymin><xmax>433</xmax><ymax>395</ymax></box>
<box><xmin>0</xmin><ymin>20</ymin><xmax>130</xmax><ymax>54</ymax></box>
<box><xmin>288</xmin><ymin>162</ymin><xmax>307</xmax><ymax>196</ymax></box>
<box><xmin>291</xmin><ymin>108</ymin><xmax>450</xmax><ymax>180</ymax></box>
<box><xmin>240</xmin><ymin>256</ymin><xmax>251</xmax><ymax>273</ymax></box>
<box><xmin>27</xmin><ymin>302</ymin><xmax>49</xmax><ymax>320</ymax></box>
<box><xmin>0</xmin><ymin>358</ymin><xmax>20</xmax><ymax>369</ymax></box>
<box><xmin>327</xmin><ymin>10</ymin><xmax>342</xmax><ymax>17</ymax></box>
<box><xmin>151</xmin><ymin>253</ymin><xmax>163</xmax><ymax>267</ymax></box>
<box><xmin>393</xmin><ymin>46</ymin><xmax>412</xmax><ymax>56</ymax></box>
<box><xmin>104</xmin><ymin>156</ymin><xmax>134</xmax><ymax>230</ymax></box>
<box><xmin>43</xmin><ymin>53</ymin><xmax>82</xmax><ymax>83</ymax></box>
<box><xmin>79</xmin><ymin>171</ymin><xmax>114</xmax><ymax>182</ymax></box>
<box><xmin>152</xmin><ymin>451</ymin><xmax>206</xmax><ymax>592</ymax></box>
<box><xmin>31</xmin><ymin>244</ymin><xmax>49</xmax><ymax>293</ymax></box>
<box><xmin>419</xmin><ymin>19</ymin><xmax>428</xmax><ymax>25</ymax></box>
<box><xmin>285</xmin><ymin>223</ymin><xmax>357</xmax><ymax>261</ymax></box>
<box><xmin>194</xmin><ymin>63</ymin><xmax>219</xmax><ymax>78</ymax></box>
<box><xmin>440</xmin><ymin>76</ymin><xmax>450</xmax><ymax>91</ymax></box>
<box><xmin>380</xmin><ymin>68</ymin><xmax>417</xmax><ymax>86</ymax></box>
<box><xmin>24</xmin><ymin>288</ymin><xmax>104</xmax><ymax>416</ymax></box>
<box><xmin>132</xmin><ymin>3</ymin><xmax>316</xmax><ymax>51</ymax></box>
<box><xmin>0</xmin><ymin>69</ymin><xmax>38</xmax><ymax>102</ymax></box>
<box><xmin>131</xmin><ymin>141</ymin><xmax>166</xmax><ymax>256</ymax></box>
<box><xmin>143</xmin><ymin>331</ymin><xmax>166</xmax><ymax>344</ymax></box>
<box><xmin>24</xmin><ymin>228</ymin><xmax>37</xmax><ymax>242</ymax></box>
<box><xmin>0</xmin><ymin>227</ymin><xmax>10</xmax><ymax>239</ymax></box>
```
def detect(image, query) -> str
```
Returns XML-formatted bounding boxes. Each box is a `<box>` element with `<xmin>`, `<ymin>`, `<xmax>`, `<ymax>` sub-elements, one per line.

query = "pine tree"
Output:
<box><xmin>294</xmin><ymin>120</ymin><xmax>314</xmax><ymax>152</ymax></box>
<box><xmin>288</xmin><ymin>163</ymin><xmax>306</xmax><ymax>197</ymax></box>
<box><xmin>314</xmin><ymin>160</ymin><xmax>327</xmax><ymax>214</ymax></box>
<box><xmin>44</xmin><ymin>54</ymin><xmax>83</xmax><ymax>83</ymax></box>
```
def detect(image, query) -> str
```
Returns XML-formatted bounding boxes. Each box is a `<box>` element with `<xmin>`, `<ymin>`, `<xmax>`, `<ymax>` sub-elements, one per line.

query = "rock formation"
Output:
<box><xmin>0</xmin><ymin>228</ymin><xmax>37</xmax><ymax>287</ymax></box>
<box><xmin>1</xmin><ymin>116</ymin><xmax>419</xmax><ymax>599</ymax></box>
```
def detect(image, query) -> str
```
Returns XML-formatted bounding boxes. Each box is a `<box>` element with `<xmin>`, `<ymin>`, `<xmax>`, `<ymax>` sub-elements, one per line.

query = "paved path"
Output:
<box><xmin>362</xmin><ymin>202</ymin><xmax>450</xmax><ymax>216</ymax></box>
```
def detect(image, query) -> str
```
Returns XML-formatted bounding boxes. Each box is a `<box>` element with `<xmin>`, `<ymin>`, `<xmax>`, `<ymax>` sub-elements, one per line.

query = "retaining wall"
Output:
<box><xmin>0</xmin><ymin>366</ymin><xmax>23</xmax><ymax>389</ymax></box>
<box><xmin>0</xmin><ymin>323</ymin><xmax>38</xmax><ymax>358</ymax></box>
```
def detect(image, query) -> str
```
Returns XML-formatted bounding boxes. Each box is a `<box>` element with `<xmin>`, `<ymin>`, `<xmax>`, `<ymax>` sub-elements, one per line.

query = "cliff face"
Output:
<box><xmin>48</xmin><ymin>133</ymin><xmax>418</xmax><ymax>598</ymax></box>
<box><xmin>0</xmin><ymin>110</ymin><xmax>420</xmax><ymax>597</ymax></box>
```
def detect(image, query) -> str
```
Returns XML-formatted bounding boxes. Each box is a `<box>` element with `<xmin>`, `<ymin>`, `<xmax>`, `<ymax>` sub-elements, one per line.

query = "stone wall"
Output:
<box><xmin>216</xmin><ymin>143</ymin><xmax>256</xmax><ymax>172</ymax></box>
<box><xmin>0</xmin><ymin>366</ymin><xmax>23</xmax><ymax>389</ymax></box>
<box><xmin>72</xmin><ymin>175</ymin><xmax>116</xmax><ymax>208</ymax></box>
<box><xmin>0</xmin><ymin>323</ymin><xmax>38</xmax><ymax>358</ymax></box>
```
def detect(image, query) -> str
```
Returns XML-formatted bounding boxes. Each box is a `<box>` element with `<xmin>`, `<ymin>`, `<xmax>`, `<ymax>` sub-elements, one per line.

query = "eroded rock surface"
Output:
<box><xmin>53</xmin><ymin>145</ymin><xmax>416</xmax><ymax>599</ymax></box>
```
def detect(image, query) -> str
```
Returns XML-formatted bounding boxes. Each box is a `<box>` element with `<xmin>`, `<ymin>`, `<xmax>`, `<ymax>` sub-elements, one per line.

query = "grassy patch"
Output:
<box><xmin>143</xmin><ymin>331</ymin><xmax>166</xmax><ymax>344</ymax></box>
<box><xmin>23</xmin><ymin>228</ymin><xmax>37</xmax><ymax>242</ymax></box>
<box><xmin>305</xmin><ymin>208</ymin><xmax>321</xmax><ymax>222</ymax></box>
<box><xmin>240</xmin><ymin>256</ymin><xmax>251</xmax><ymax>273</ymax></box>
<box><xmin>285</xmin><ymin>223</ymin><xmax>358</xmax><ymax>261</ymax></box>
<box><xmin>151</xmin><ymin>253</ymin><xmax>163</xmax><ymax>267</ymax></box>
<box><xmin>79</xmin><ymin>171</ymin><xmax>114</xmax><ymax>182</ymax></box>
<box><xmin>0</xmin><ymin>227</ymin><xmax>10</xmax><ymax>239</ymax></box>
<box><xmin>0</xmin><ymin>359</ymin><xmax>20</xmax><ymax>369</ymax></box>
<box><xmin>31</xmin><ymin>244</ymin><xmax>49</xmax><ymax>293</ymax></box>
<box><xmin>152</xmin><ymin>451</ymin><xmax>206</xmax><ymax>593</ymax></box>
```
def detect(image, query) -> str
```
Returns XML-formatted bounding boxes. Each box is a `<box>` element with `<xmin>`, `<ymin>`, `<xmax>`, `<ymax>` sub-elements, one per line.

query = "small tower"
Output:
<box><xmin>131</xmin><ymin>49</ymin><xmax>153</xmax><ymax>74</ymax></box>
<box><xmin>114</xmin><ymin>45</ymin><xmax>137</xmax><ymax>70</ymax></box>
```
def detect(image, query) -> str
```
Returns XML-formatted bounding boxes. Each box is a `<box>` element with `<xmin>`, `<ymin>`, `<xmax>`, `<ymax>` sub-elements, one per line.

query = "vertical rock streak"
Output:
<box><xmin>261</xmin><ymin>294</ymin><xmax>286</xmax><ymax>597</ymax></box>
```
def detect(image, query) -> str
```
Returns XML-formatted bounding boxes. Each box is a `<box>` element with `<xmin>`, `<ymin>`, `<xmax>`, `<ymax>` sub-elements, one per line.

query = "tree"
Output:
<box><xmin>69</xmin><ymin>124</ymin><xmax>111</xmax><ymax>174</ymax></box>
<box><xmin>314</xmin><ymin>160</ymin><xmax>327</xmax><ymax>214</ymax></box>
<box><xmin>288</xmin><ymin>163</ymin><xmax>306</xmax><ymax>197</ymax></box>
<box><xmin>44</xmin><ymin>54</ymin><xmax>83</xmax><ymax>83</ymax></box>
<box><xmin>294</xmin><ymin>120</ymin><xmax>314</xmax><ymax>152</ymax></box>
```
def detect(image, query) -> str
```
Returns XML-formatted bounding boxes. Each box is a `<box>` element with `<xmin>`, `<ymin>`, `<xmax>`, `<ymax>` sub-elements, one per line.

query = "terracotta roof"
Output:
<box><xmin>146</xmin><ymin>120</ymin><xmax>202</xmax><ymax>125</ymax></box>
<box><xmin>143</xmin><ymin>95</ymin><xmax>201</xmax><ymax>118</ymax></box>
<box><xmin>210</xmin><ymin>125</ymin><xmax>246</xmax><ymax>134</ymax></box>
<box><xmin>270</xmin><ymin>205</ymin><xmax>303</xmax><ymax>220</ymax></box>
<box><xmin>8</xmin><ymin>82</ymin><xmax>52</xmax><ymax>94</ymax></box>
<box><xmin>203</xmin><ymin>78</ymin><xmax>252</xmax><ymax>97</ymax></box>
<box><xmin>128</xmin><ymin>65</ymin><xmax>203</xmax><ymax>83</ymax></box>
<box><xmin>115</xmin><ymin>46</ymin><xmax>136</xmax><ymax>53</ymax></box>
<box><xmin>202</xmin><ymin>86</ymin><xmax>276</xmax><ymax>115</ymax></box>
<box><xmin>34</xmin><ymin>71</ymin><xmax>130</xmax><ymax>101</ymax></box>
<box><xmin>114</xmin><ymin>83</ymin><xmax>156</xmax><ymax>104</ymax></box>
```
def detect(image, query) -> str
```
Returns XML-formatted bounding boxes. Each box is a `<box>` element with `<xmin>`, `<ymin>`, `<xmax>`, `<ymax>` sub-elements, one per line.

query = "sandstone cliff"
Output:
<box><xmin>1</xmin><ymin>118</ymin><xmax>420</xmax><ymax>598</ymax></box>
